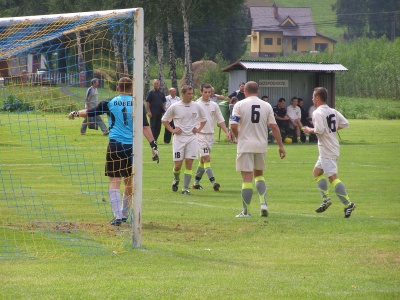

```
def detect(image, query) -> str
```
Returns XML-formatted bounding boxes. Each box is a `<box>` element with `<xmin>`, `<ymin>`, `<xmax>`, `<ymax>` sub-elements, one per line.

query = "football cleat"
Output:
<box><xmin>213</xmin><ymin>183</ymin><xmax>220</xmax><ymax>191</ymax></box>
<box><xmin>316</xmin><ymin>198</ymin><xmax>332</xmax><ymax>213</ymax></box>
<box><xmin>172</xmin><ymin>180</ymin><xmax>179</xmax><ymax>192</ymax></box>
<box><xmin>181</xmin><ymin>189</ymin><xmax>191</xmax><ymax>195</ymax></box>
<box><xmin>260</xmin><ymin>203</ymin><xmax>268</xmax><ymax>217</ymax></box>
<box><xmin>235</xmin><ymin>211</ymin><xmax>251</xmax><ymax>218</ymax></box>
<box><xmin>110</xmin><ymin>218</ymin><xmax>122</xmax><ymax>226</ymax></box>
<box><xmin>192</xmin><ymin>184</ymin><xmax>204</xmax><ymax>190</ymax></box>
<box><xmin>344</xmin><ymin>202</ymin><xmax>356</xmax><ymax>218</ymax></box>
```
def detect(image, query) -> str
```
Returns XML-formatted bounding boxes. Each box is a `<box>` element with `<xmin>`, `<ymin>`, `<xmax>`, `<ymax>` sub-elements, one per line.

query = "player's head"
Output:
<box><xmin>200</xmin><ymin>83</ymin><xmax>212</xmax><ymax>101</ymax></box>
<box><xmin>244</xmin><ymin>81</ymin><xmax>258</xmax><ymax>97</ymax></box>
<box><xmin>91</xmin><ymin>78</ymin><xmax>99</xmax><ymax>86</ymax></box>
<box><xmin>239</xmin><ymin>82</ymin><xmax>245</xmax><ymax>92</ymax></box>
<box><xmin>313</xmin><ymin>87</ymin><xmax>328</xmax><ymax>104</ymax></box>
<box><xmin>181</xmin><ymin>85</ymin><xmax>194</xmax><ymax>103</ymax></box>
<box><xmin>117</xmin><ymin>77</ymin><xmax>133</xmax><ymax>94</ymax></box>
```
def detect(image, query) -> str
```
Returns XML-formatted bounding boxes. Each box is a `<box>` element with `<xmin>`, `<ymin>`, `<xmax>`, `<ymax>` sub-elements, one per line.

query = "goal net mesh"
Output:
<box><xmin>0</xmin><ymin>8</ymin><xmax>143</xmax><ymax>258</ymax></box>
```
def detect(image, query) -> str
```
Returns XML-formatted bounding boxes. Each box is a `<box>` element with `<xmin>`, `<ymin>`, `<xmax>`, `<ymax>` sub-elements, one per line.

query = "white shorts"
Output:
<box><xmin>236</xmin><ymin>153</ymin><xmax>266</xmax><ymax>172</ymax></box>
<box><xmin>315</xmin><ymin>156</ymin><xmax>338</xmax><ymax>177</ymax></box>
<box><xmin>172</xmin><ymin>134</ymin><xmax>198</xmax><ymax>161</ymax></box>
<box><xmin>197</xmin><ymin>133</ymin><xmax>214</xmax><ymax>157</ymax></box>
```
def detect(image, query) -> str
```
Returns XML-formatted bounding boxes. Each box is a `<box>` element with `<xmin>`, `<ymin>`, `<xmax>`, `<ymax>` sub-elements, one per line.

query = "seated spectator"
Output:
<box><xmin>273</xmin><ymin>98</ymin><xmax>291</xmax><ymax>139</ymax></box>
<box><xmin>287</xmin><ymin>97</ymin><xmax>303</xmax><ymax>143</ymax></box>
<box><xmin>228</xmin><ymin>97</ymin><xmax>238</xmax><ymax>143</ymax></box>
<box><xmin>297</xmin><ymin>98</ymin><xmax>311</xmax><ymax>142</ymax></box>
<box><xmin>261</xmin><ymin>95</ymin><xmax>269</xmax><ymax>102</ymax></box>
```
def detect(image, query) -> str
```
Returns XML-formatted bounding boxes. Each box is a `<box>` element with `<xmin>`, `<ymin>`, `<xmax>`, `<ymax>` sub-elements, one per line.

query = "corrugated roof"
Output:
<box><xmin>222</xmin><ymin>61</ymin><xmax>348</xmax><ymax>72</ymax></box>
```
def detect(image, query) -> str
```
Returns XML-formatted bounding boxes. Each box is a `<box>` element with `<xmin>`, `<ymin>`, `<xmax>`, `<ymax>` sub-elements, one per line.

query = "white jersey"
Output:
<box><xmin>287</xmin><ymin>105</ymin><xmax>301</xmax><ymax>120</ymax></box>
<box><xmin>196</xmin><ymin>99</ymin><xmax>225</xmax><ymax>134</ymax></box>
<box><xmin>162</xmin><ymin>100</ymin><xmax>207</xmax><ymax>136</ymax></box>
<box><xmin>230</xmin><ymin>96</ymin><xmax>276</xmax><ymax>153</ymax></box>
<box><xmin>165</xmin><ymin>95</ymin><xmax>180</xmax><ymax>110</ymax></box>
<box><xmin>313</xmin><ymin>104</ymin><xmax>349</xmax><ymax>159</ymax></box>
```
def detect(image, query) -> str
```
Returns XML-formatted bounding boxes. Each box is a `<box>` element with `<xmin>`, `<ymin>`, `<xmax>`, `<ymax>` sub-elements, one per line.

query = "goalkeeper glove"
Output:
<box><xmin>69</xmin><ymin>111</ymin><xmax>79</xmax><ymax>120</ymax></box>
<box><xmin>150</xmin><ymin>140</ymin><xmax>159</xmax><ymax>163</ymax></box>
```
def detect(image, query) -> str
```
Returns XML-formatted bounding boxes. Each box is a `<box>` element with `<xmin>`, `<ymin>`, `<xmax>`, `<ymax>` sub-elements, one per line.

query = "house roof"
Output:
<box><xmin>222</xmin><ymin>60</ymin><xmax>348</xmax><ymax>72</ymax></box>
<box><xmin>249</xmin><ymin>6</ymin><xmax>316</xmax><ymax>37</ymax></box>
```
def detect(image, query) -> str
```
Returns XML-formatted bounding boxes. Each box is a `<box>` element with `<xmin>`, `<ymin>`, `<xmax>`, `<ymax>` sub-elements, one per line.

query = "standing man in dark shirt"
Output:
<box><xmin>146</xmin><ymin>79</ymin><xmax>166</xmax><ymax>142</ymax></box>
<box><xmin>228</xmin><ymin>82</ymin><xmax>246</xmax><ymax>103</ymax></box>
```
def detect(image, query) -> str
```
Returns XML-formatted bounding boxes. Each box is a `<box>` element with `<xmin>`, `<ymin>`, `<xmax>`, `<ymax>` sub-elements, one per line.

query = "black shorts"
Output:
<box><xmin>105</xmin><ymin>140</ymin><xmax>133</xmax><ymax>177</ymax></box>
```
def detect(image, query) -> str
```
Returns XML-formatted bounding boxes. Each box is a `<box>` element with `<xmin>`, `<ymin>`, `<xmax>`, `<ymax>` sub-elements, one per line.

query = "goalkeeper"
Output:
<box><xmin>69</xmin><ymin>77</ymin><xmax>159</xmax><ymax>226</ymax></box>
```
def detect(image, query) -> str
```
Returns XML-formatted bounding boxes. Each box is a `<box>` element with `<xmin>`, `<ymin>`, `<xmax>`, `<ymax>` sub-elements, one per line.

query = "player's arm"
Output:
<box><xmin>335</xmin><ymin>110</ymin><xmax>349</xmax><ymax>130</ymax></box>
<box><xmin>219</xmin><ymin>121</ymin><xmax>230</xmax><ymax>140</ymax></box>
<box><xmin>269</xmin><ymin>124</ymin><xmax>286</xmax><ymax>159</ymax></box>
<box><xmin>216</xmin><ymin>94</ymin><xmax>225</xmax><ymax>100</ymax></box>
<box><xmin>68</xmin><ymin>101</ymin><xmax>108</xmax><ymax>119</ymax></box>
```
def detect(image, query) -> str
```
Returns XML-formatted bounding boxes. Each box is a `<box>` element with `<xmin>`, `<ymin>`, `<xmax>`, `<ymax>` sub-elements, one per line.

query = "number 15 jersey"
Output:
<box><xmin>230</xmin><ymin>96</ymin><xmax>276</xmax><ymax>153</ymax></box>
<box><xmin>313</xmin><ymin>104</ymin><xmax>349</xmax><ymax>159</ymax></box>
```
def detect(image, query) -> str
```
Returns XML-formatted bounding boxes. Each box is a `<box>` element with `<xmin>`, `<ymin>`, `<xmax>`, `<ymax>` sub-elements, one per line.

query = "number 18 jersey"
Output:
<box><xmin>230</xmin><ymin>96</ymin><xmax>276</xmax><ymax>153</ymax></box>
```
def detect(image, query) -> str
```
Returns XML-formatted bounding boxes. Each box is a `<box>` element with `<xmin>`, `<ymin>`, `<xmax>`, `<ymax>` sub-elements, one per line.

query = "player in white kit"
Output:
<box><xmin>162</xmin><ymin>85</ymin><xmax>207</xmax><ymax>195</ymax></box>
<box><xmin>303</xmin><ymin>87</ymin><xmax>356</xmax><ymax>218</ymax></box>
<box><xmin>230</xmin><ymin>81</ymin><xmax>286</xmax><ymax>217</ymax></box>
<box><xmin>193</xmin><ymin>83</ymin><xmax>230</xmax><ymax>191</ymax></box>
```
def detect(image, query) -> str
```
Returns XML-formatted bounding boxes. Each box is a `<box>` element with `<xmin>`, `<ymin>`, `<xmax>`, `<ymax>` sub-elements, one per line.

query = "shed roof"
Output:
<box><xmin>222</xmin><ymin>60</ymin><xmax>348</xmax><ymax>73</ymax></box>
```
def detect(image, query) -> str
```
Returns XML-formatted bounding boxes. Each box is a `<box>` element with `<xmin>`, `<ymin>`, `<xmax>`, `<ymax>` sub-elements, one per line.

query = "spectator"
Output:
<box><xmin>146</xmin><ymin>79</ymin><xmax>166</xmax><ymax>142</ymax></box>
<box><xmin>163</xmin><ymin>87</ymin><xmax>180</xmax><ymax>144</ymax></box>
<box><xmin>193</xmin><ymin>83</ymin><xmax>230</xmax><ymax>191</ymax></box>
<box><xmin>303</xmin><ymin>87</ymin><xmax>355</xmax><ymax>218</ymax></box>
<box><xmin>286</xmin><ymin>97</ymin><xmax>303</xmax><ymax>143</ymax></box>
<box><xmin>161</xmin><ymin>85</ymin><xmax>207</xmax><ymax>195</ymax></box>
<box><xmin>210</xmin><ymin>87</ymin><xmax>225</xmax><ymax>103</ymax></box>
<box><xmin>261</xmin><ymin>95</ymin><xmax>269</xmax><ymax>102</ymax></box>
<box><xmin>298</xmin><ymin>98</ymin><xmax>311</xmax><ymax>142</ymax></box>
<box><xmin>228</xmin><ymin>82</ymin><xmax>246</xmax><ymax>103</ymax></box>
<box><xmin>80</xmin><ymin>78</ymin><xmax>109</xmax><ymax>136</ymax></box>
<box><xmin>69</xmin><ymin>77</ymin><xmax>159</xmax><ymax>226</ymax></box>
<box><xmin>230</xmin><ymin>81</ymin><xmax>286</xmax><ymax>218</ymax></box>
<box><xmin>273</xmin><ymin>98</ymin><xmax>291</xmax><ymax>138</ymax></box>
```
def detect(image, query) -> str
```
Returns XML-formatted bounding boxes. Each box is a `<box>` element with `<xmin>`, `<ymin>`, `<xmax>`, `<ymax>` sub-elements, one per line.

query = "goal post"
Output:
<box><xmin>0</xmin><ymin>8</ymin><xmax>144</xmax><ymax>258</ymax></box>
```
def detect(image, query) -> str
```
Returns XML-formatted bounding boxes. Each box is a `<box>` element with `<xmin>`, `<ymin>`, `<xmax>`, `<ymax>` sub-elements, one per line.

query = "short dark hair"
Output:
<box><xmin>201</xmin><ymin>83</ymin><xmax>212</xmax><ymax>91</ymax></box>
<box><xmin>314</xmin><ymin>87</ymin><xmax>328</xmax><ymax>102</ymax></box>
<box><xmin>278</xmin><ymin>97</ymin><xmax>286</xmax><ymax>103</ymax></box>
<box><xmin>181</xmin><ymin>85</ymin><xmax>193</xmax><ymax>94</ymax></box>
<box><xmin>262</xmin><ymin>95</ymin><xmax>268</xmax><ymax>99</ymax></box>
<box><xmin>91</xmin><ymin>78</ymin><xmax>99</xmax><ymax>85</ymax></box>
<box><xmin>298</xmin><ymin>97</ymin><xmax>303</xmax><ymax>102</ymax></box>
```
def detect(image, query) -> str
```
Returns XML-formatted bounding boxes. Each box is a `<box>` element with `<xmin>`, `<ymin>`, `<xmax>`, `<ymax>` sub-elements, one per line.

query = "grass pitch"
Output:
<box><xmin>0</xmin><ymin>115</ymin><xmax>399</xmax><ymax>299</ymax></box>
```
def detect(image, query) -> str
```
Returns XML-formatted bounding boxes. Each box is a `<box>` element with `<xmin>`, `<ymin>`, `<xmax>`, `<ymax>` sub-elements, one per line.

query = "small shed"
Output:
<box><xmin>222</xmin><ymin>60</ymin><xmax>347</xmax><ymax>108</ymax></box>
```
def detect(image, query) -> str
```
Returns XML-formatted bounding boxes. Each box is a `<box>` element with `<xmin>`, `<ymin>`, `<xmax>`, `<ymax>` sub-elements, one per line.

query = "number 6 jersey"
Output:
<box><xmin>313</xmin><ymin>104</ymin><xmax>349</xmax><ymax>159</ymax></box>
<box><xmin>230</xmin><ymin>96</ymin><xmax>276</xmax><ymax>153</ymax></box>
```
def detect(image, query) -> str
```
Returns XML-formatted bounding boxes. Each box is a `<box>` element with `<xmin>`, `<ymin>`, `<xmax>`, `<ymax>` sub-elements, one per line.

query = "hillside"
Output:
<box><xmin>245</xmin><ymin>0</ymin><xmax>345</xmax><ymax>41</ymax></box>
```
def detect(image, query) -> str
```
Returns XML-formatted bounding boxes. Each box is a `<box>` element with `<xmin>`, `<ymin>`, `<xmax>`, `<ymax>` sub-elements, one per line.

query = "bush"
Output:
<box><xmin>2</xmin><ymin>94</ymin><xmax>33</xmax><ymax>112</ymax></box>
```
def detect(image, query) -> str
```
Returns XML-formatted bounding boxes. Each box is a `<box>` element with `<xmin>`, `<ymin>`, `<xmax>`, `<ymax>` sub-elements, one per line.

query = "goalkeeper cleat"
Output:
<box><xmin>235</xmin><ymin>211</ymin><xmax>251</xmax><ymax>218</ymax></box>
<box><xmin>172</xmin><ymin>180</ymin><xmax>179</xmax><ymax>192</ymax></box>
<box><xmin>192</xmin><ymin>184</ymin><xmax>204</xmax><ymax>190</ymax></box>
<box><xmin>213</xmin><ymin>183</ymin><xmax>220</xmax><ymax>191</ymax></box>
<box><xmin>110</xmin><ymin>218</ymin><xmax>122</xmax><ymax>226</ymax></box>
<box><xmin>316</xmin><ymin>198</ymin><xmax>332</xmax><ymax>213</ymax></box>
<box><xmin>260</xmin><ymin>203</ymin><xmax>269</xmax><ymax>217</ymax></box>
<box><xmin>181</xmin><ymin>189</ymin><xmax>191</xmax><ymax>195</ymax></box>
<box><xmin>344</xmin><ymin>202</ymin><xmax>356</xmax><ymax>218</ymax></box>
<box><xmin>121</xmin><ymin>217</ymin><xmax>128</xmax><ymax>223</ymax></box>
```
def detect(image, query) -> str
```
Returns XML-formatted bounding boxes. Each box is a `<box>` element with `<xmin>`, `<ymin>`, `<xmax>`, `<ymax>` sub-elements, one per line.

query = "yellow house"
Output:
<box><xmin>249</xmin><ymin>4</ymin><xmax>336</xmax><ymax>57</ymax></box>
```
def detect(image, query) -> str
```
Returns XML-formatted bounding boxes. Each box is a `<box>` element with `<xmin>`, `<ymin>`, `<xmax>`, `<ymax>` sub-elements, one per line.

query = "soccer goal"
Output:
<box><xmin>0</xmin><ymin>8</ymin><xmax>144</xmax><ymax>258</ymax></box>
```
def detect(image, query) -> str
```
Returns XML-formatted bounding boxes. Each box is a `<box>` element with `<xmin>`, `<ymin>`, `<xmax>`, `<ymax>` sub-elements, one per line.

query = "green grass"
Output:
<box><xmin>0</xmin><ymin>112</ymin><xmax>399</xmax><ymax>299</ymax></box>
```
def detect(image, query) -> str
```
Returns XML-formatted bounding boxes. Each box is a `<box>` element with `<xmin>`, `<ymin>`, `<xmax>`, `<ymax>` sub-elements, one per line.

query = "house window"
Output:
<box><xmin>315</xmin><ymin>43</ymin><xmax>328</xmax><ymax>51</ymax></box>
<box><xmin>277</xmin><ymin>38</ymin><xmax>281</xmax><ymax>45</ymax></box>
<box><xmin>264</xmin><ymin>38</ymin><xmax>273</xmax><ymax>45</ymax></box>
